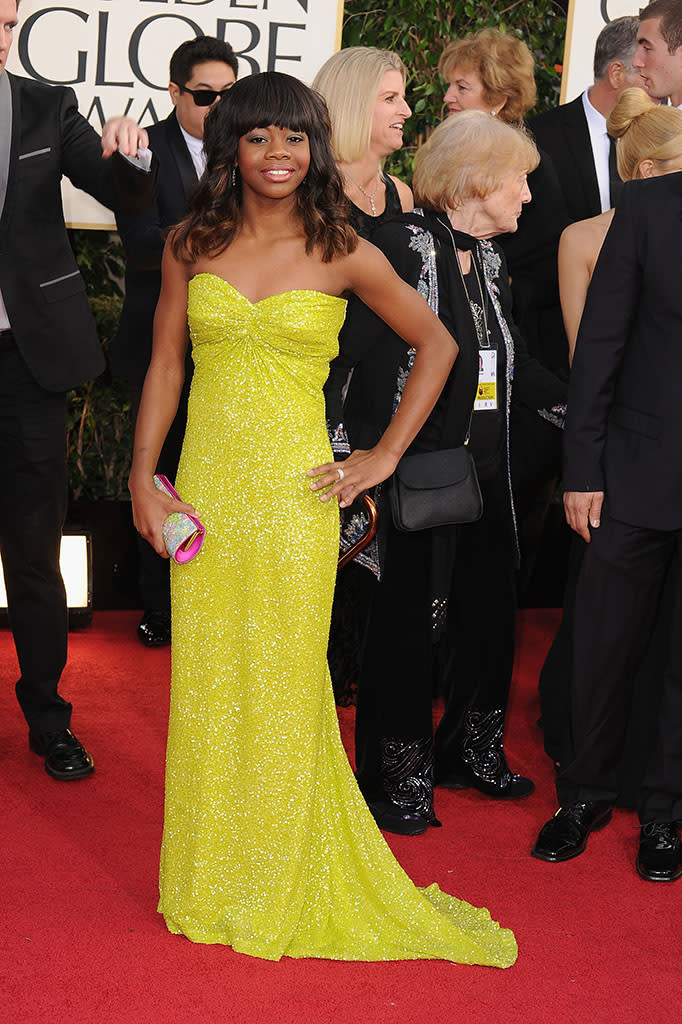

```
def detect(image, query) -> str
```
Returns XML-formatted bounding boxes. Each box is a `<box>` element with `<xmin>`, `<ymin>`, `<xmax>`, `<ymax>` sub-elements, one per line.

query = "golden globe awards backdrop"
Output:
<box><xmin>6</xmin><ymin>0</ymin><xmax>345</xmax><ymax>228</ymax></box>
<box><xmin>562</xmin><ymin>0</ymin><xmax>641</xmax><ymax>102</ymax></box>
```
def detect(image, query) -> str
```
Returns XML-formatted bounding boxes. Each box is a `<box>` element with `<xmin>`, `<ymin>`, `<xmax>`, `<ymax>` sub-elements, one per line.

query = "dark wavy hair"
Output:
<box><xmin>171</xmin><ymin>72</ymin><xmax>357</xmax><ymax>263</ymax></box>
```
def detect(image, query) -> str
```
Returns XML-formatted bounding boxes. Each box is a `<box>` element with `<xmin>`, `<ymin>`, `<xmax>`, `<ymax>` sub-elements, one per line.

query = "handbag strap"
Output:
<box><xmin>435</xmin><ymin>216</ymin><xmax>492</xmax><ymax>447</ymax></box>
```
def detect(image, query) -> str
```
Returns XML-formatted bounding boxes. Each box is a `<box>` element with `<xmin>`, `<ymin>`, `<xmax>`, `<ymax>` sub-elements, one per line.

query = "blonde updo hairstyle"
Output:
<box><xmin>412</xmin><ymin>110</ymin><xmax>539</xmax><ymax>213</ymax></box>
<box><xmin>312</xmin><ymin>46</ymin><xmax>407</xmax><ymax>163</ymax></box>
<box><xmin>607</xmin><ymin>86</ymin><xmax>682</xmax><ymax>180</ymax></box>
<box><xmin>438</xmin><ymin>29</ymin><xmax>537</xmax><ymax>125</ymax></box>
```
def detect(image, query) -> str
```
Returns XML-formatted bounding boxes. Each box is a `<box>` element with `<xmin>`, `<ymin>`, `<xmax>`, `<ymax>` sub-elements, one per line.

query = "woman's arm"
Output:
<box><xmin>310</xmin><ymin>240</ymin><xmax>458</xmax><ymax>506</ymax></box>
<box><xmin>128</xmin><ymin>240</ymin><xmax>197</xmax><ymax>555</ymax></box>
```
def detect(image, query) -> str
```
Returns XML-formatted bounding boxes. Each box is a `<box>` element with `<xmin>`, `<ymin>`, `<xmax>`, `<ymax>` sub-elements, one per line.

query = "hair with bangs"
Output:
<box><xmin>640</xmin><ymin>1</ymin><xmax>682</xmax><ymax>53</ymax></box>
<box><xmin>171</xmin><ymin>71</ymin><xmax>357</xmax><ymax>263</ymax></box>
<box><xmin>438</xmin><ymin>29</ymin><xmax>536</xmax><ymax>125</ymax></box>
<box><xmin>312</xmin><ymin>47</ymin><xmax>407</xmax><ymax>163</ymax></box>
<box><xmin>412</xmin><ymin>110</ymin><xmax>539</xmax><ymax>212</ymax></box>
<box><xmin>608</xmin><ymin>86</ymin><xmax>682</xmax><ymax>179</ymax></box>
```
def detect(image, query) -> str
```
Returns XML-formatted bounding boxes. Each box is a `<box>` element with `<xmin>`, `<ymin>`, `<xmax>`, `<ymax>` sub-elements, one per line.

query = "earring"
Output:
<box><xmin>490</xmin><ymin>109</ymin><xmax>498</xmax><ymax>117</ymax></box>
<box><xmin>231</xmin><ymin>166</ymin><xmax>237</xmax><ymax>187</ymax></box>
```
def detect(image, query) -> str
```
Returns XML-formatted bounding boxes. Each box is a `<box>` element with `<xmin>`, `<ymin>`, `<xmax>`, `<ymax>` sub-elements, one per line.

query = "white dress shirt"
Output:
<box><xmin>179</xmin><ymin>123</ymin><xmax>206</xmax><ymax>179</ymax></box>
<box><xmin>582</xmin><ymin>88</ymin><xmax>612</xmax><ymax>214</ymax></box>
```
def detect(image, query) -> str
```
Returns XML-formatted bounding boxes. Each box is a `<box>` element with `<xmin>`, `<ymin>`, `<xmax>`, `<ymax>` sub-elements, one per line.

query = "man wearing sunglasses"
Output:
<box><xmin>113</xmin><ymin>36</ymin><xmax>237</xmax><ymax>649</ymax></box>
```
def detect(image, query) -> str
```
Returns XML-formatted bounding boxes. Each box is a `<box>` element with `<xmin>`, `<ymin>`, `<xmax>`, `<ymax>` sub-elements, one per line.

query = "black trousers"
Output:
<box><xmin>0</xmin><ymin>343</ymin><xmax>71</xmax><ymax>733</ymax></box>
<box><xmin>539</xmin><ymin>531</ymin><xmax>667</xmax><ymax>806</ymax></box>
<box><xmin>556</xmin><ymin>508</ymin><xmax>682</xmax><ymax>824</ymax></box>
<box><xmin>355</xmin><ymin>472</ymin><xmax>517</xmax><ymax>799</ymax></box>
<box><xmin>354</xmin><ymin>522</ymin><xmax>433</xmax><ymax>800</ymax></box>
<box><xmin>129</xmin><ymin>379</ymin><xmax>189</xmax><ymax>613</ymax></box>
<box><xmin>434</xmin><ymin>472</ymin><xmax>517</xmax><ymax>777</ymax></box>
<box><xmin>538</xmin><ymin>534</ymin><xmax>586</xmax><ymax>768</ymax></box>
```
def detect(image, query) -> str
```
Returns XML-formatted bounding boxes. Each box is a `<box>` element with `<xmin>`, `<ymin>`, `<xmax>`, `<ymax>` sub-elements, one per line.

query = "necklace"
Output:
<box><xmin>436</xmin><ymin>217</ymin><xmax>490</xmax><ymax>346</ymax></box>
<box><xmin>345</xmin><ymin>169</ymin><xmax>381</xmax><ymax>216</ymax></box>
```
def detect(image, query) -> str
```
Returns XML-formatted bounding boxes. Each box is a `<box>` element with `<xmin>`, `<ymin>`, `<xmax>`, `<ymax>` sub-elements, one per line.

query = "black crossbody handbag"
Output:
<box><xmin>389</xmin><ymin>444</ymin><xmax>482</xmax><ymax>531</ymax></box>
<box><xmin>390</xmin><ymin>221</ymin><xmax>490</xmax><ymax>533</ymax></box>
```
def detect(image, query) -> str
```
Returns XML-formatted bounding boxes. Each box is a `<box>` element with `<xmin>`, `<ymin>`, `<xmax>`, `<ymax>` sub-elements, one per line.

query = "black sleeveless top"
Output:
<box><xmin>347</xmin><ymin>174</ymin><xmax>403</xmax><ymax>240</ymax></box>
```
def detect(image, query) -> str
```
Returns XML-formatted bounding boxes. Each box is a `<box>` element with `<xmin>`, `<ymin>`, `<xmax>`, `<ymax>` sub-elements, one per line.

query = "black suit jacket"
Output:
<box><xmin>0</xmin><ymin>73</ymin><xmax>145</xmax><ymax>392</ymax></box>
<box><xmin>529</xmin><ymin>94</ymin><xmax>602</xmax><ymax>223</ymax></box>
<box><xmin>564</xmin><ymin>172</ymin><xmax>682</xmax><ymax>530</ymax></box>
<box><xmin>113</xmin><ymin>111</ymin><xmax>198</xmax><ymax>382</ymax></box>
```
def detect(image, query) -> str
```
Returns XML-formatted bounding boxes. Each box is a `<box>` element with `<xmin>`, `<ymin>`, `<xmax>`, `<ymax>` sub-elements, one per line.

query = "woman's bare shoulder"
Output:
<box><xmin>560</xmin><ymin>211</ymin><xmax>613</xmax><ymax>256</ymax></box>
<box><xmin>388</xmin><ymin>174</ymin><xmax>414</xmax><ymax>212</ymax></box>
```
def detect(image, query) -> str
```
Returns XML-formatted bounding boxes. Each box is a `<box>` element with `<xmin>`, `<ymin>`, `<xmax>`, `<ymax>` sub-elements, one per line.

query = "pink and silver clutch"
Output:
<box><xmin>153</xmin><ymin>474</ymin><xmax>206</xmax><ymax>563</ymax></box>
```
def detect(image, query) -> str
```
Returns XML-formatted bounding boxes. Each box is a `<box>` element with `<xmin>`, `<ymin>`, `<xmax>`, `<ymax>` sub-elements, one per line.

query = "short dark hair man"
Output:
<box><xmin>112</xmin><ymin>36</ymin><xmax>237</xmax><ymax>648</ymax></box>
<box><xmin>633</xmin><ymin>0</ymin><xmax>682</xmax><ymax>105</ymax></box>
<box><xmin>0</xmin><ymin>0</ymin><xmax>151</xmax><ymax>779</ymax></box>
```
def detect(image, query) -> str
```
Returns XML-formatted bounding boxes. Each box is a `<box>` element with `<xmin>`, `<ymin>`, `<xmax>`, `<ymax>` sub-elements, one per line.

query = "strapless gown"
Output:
<box><xmin>159</xmin><ymin>272</ymin><xmax>517</xmax><ymax>966</ymax></box>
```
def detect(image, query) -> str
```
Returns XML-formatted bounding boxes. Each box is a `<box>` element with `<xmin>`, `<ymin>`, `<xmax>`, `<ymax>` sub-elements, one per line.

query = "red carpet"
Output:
<box><xmin>2</xmin><ymin>610</ymin><xmax>680</xmax><ymax>1023</ymax></box>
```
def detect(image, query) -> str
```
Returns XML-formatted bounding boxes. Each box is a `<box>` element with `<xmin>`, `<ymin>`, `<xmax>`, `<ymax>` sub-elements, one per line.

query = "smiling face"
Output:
<box><xmin>369</xmin><ymin>69</ymin><xmax>411</xmax><ymax>158</ymax></box>
<box><xmin>236</xmin><ymin>124</ymin><xmax>311</xmax><ymax>202</ymax></box>
<box><xmin>0</xmin><ymin>0</ymin><xmax>17</xmax><ymax>78</ymax></box>
<box><xmin>169</xmin><ymin>59</ymin><xmax>237</xmax><ymax>140</ymax></box>
<box><xmin>444</xmin><ymin>65</ymin><xmax>491</xmax><ymax>115</ymax></box>
<box><xmin>633</xmin><ymin>17</ymin><xmax>682</xmax><ymax>107</ymax></box>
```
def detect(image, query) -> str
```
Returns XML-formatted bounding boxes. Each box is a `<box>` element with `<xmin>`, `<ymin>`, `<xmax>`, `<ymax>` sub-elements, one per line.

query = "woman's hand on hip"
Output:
<box><xmin>307</xmin><ymin>447</ymin><xmax>399</xmax><ymax>508</ymax></box>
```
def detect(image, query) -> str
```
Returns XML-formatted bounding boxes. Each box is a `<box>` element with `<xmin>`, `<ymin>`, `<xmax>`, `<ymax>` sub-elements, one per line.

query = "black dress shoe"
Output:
<box><xmin>636</xmin><ymin>822</ymin><xmax>682</xmax><ymax>882</ymax></box>
<box><xmin>367</xmin><ymin>798</ymin><xmax>429</xmax><ymax>836</ymax></box>
<box><xmin>137</xmin><ymin>609</ymin><xmax>171</xmax><ymax>647</ymax></box>
<box><xmin>29</xmin><ymin>729</ymin><xmax>94</xmax><ymax>780</ymax></box>
<box><xmin>437</xmin><ymin>758</ymin><xmax>535</xmax><ymax>799</ymax></box>
<box><xmin>532</xmin><ymin>801</ymin><xmax>612</xmax><ymax>862</ymax></box>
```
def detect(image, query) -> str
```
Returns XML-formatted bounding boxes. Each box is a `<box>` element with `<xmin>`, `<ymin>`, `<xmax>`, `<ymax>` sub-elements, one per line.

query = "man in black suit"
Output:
<box><xmin>530</xmin><ymin>16</ymin><xmax>642</xmax><ymax>224</ymax></box>
<box><xmin>0</xmin><ymin>0</ymin><xmax>151</xmax><ymax>779</ymax></box>
<box><xmin>530</xmin><ymin>15</ymin><xmax>643</xmax><ymax>766</ymax></box>
<box><xmin>531</xmin><ymin>169</ymin><xmax>682</xmax><ymax>882</ymax></box>
<box><xmin>113</xmin><ymin>37</ymin><xmax>237</xmax><ymax>648</ymax></box>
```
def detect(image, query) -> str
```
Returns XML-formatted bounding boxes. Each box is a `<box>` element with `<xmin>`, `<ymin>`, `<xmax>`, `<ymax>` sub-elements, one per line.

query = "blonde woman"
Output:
<box><xmin>313</xmin><ymin>46</ymin><xmax>413</xmax><ymax>238</ymax></box>
<box><xmin>559</xmin><ymin>86</ymin><xmax>682</xmax><ymax>362</ymax></box>
<box><xmin>313</xmin><ymin>47</ymin><xmax>414</xmax><ymax>708</ymax></box>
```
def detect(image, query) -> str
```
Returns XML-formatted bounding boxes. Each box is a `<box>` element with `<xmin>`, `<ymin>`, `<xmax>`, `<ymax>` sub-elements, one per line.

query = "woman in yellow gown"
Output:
<box><xmin>129</xmin><ymin>71</ymin><xmax>517</xmax><ymax>967</ymax></box>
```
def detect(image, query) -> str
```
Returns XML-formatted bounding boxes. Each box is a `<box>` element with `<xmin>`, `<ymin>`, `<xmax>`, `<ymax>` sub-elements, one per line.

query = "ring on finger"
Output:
<box><xmin>337</xmin><ymin>467</ymin><xmax>345</xmax><ymax>482</ymax></box>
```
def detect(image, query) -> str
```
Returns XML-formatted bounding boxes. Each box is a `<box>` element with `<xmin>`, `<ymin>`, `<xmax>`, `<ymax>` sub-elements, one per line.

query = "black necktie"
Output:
<box><xmin>608</xmin><ymin>135</ymin><xmax>623</xmax><ymax>208</ymax></box>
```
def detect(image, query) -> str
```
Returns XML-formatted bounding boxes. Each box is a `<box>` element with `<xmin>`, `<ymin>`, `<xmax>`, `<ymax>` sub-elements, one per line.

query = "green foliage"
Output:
<box><xmin>67</xmin><ymin>232</ymin><xmax>132</xmax><ymax>500</ymax></box>
<box><xmin>342</xmin><ymin>0</ymin><xmax>567</xmax><ymax>178</ymax></box>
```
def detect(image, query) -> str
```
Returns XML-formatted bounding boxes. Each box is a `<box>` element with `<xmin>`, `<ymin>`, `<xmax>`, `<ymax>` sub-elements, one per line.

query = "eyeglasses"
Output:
<box><xmin>177</xmin><ymin>84</ymin><xmax>233</xmax><ymax>107</ymax></box>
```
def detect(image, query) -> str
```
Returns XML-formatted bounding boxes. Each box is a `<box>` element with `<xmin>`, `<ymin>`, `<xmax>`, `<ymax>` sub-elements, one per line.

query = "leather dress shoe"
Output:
<box><xmin>437</xmin><ymin>758</ymin><xmax>535</xmax><ymax>800</ymax></box>
<box><xmin>636</xmin><ymin>822</ymin><xmax>682</xmax><ymax>882</ymax></box>
<box><xmin>532</xmin><ymin>800</ymin><xmax>612</xmax><ymax>862</ymax></box>
<box><xmin>29</xmin><ymin>729</ymin><xmax>94</xmax><ymax>780</ymax></box>
<box><xmin>137</xmin><ymin>609</ymin><xmax>171</xmax><ymax>647</ymax></box>
<box><xmin>367</xmin><ymin>798</ymin><xmax>429</xmax><ymax>836</ymax></box>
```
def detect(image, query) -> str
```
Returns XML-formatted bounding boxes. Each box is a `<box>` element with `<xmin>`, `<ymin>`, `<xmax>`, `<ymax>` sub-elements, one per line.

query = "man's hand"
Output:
<box><xmin>563</xmin><ymin>490</ymin><xmax>605</xmax><ymax>543</ymax></box>
<box><xmin>101</xmin><ymin>117</ymin><xmax>149</xmax><ymax>159</ymax></box>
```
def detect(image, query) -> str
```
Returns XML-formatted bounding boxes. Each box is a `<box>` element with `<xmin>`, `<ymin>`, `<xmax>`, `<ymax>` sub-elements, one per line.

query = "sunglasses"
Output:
<box><xmin>178</xmin><ymin>84</ymin><xmax>233</xmax><ymax>107</ymax></box>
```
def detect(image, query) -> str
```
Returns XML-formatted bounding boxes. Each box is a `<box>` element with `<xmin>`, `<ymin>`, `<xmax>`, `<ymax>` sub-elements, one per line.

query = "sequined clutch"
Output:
<box><xmin>153</xmin><ymin>474</ymin><xmax>206</xmax><ymax>563</ymax></box>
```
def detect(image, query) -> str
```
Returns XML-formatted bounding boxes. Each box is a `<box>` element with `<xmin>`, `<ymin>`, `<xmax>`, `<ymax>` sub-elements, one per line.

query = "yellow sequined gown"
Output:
<box><xmin>159</xmin><ymin>272</ymin><xmax>517</xmax><ymax>967</ymax></box>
